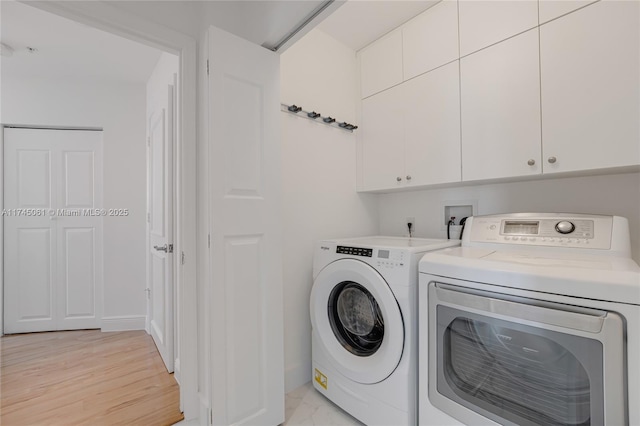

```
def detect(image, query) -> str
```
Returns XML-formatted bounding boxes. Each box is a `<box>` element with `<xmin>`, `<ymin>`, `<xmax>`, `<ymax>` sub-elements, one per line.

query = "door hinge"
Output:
<box><xmin>147</xmin><ymin>212</ymin><xmax>150</xmax><ymax>223</ymax></box>
<box><xmin>168</xmin><ymin>243</ymin><xmax>174</xmax><ymax>253</ymax></box>
<box><xmin>181</xmin><ymin>251</ymin><xmax>185</xmax><ymax>265</ymax></box>
<box><xmin>207</xmin><ymin>234</ymin><xmax>211</xmax><ymax>248</ymax></box>
<box><xmin>144</xmin><ymin>288</ymin><xmax>151</xmax><ymax>299</ymax></box>
<box><xmin>206</xmin><ymin>59</ymin><xmax>209</xmax><ymax>76</ymax></box>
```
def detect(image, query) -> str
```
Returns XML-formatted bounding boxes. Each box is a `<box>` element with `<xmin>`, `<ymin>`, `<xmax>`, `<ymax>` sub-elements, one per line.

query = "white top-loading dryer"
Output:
<box><xmin>311</xmin><ymin>236</ymin><xmax>461</xmax><ymax>425</ymax></box>
<box><xmin>418</xmin><ymin>213</ymin><xmax>640</xmax><ymax>426</ymax></box>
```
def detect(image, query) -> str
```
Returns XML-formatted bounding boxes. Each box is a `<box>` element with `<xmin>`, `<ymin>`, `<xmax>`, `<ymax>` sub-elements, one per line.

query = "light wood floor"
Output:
<box><xmin>0</xmin><ymin>330</ymin><xmax>184</xmax><ymax>426</ymax></box>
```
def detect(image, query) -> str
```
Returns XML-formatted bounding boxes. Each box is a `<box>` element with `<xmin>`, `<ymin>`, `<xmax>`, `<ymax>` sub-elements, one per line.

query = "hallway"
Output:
<box><xmin>0</xmin><ymin>330</ymin><xmax>183</xmax><ymax>425</ymax></box>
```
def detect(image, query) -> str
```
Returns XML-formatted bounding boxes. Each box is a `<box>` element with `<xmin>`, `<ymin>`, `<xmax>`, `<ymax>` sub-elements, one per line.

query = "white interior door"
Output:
<box><xmin>4</xmin><ymin>128</ymin><xmax>103</xmax><ymax>334</ymax></box>
<box><xmin>147</xmin><ymin>84</ymin><xmax>175</xmax><ymax>373</ymax></box>
<box><xmin>208</xmin><ymin>25</ymin><xmax>285</xmax><ymax>426</ymax></box>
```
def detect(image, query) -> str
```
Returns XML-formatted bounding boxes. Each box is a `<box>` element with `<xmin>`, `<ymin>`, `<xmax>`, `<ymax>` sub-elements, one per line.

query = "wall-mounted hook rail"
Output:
<box><xmin>281</xmin><ymin>103</ymin><xmax>358</xmax><ymax>133</ymax></box>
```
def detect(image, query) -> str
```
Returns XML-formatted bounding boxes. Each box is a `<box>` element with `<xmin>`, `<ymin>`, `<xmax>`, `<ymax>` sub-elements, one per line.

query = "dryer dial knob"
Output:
<box><xmin>555</xmin><ymin>221</ymin><xmax>575</xmax><ymax>234</ymax></box>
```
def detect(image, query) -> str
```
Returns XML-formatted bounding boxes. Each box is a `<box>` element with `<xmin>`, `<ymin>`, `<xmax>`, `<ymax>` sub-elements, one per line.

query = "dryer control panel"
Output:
<box><xmin>468</xmin><ymin>213</ymin><xmax>620</xmax><ymax>251</ymax></box>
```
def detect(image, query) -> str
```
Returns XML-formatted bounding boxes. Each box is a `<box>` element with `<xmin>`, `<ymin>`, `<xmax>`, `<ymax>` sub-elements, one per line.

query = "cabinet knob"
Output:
<box><xmin>396</xmin><ymin>176</ymin><xmax>402</xmax><ymax>182</ymax></box>
<box><xmin>527</xmin><ymin>159</ymin><xmax>535</xmax><ymax>166</ymax></box>
<box><xmin>548</xmin><ymin>156</ymin><xmax>557</xmax><ymax>164</ymax></box>
<box><xmin>406</xmin><ymin>175</ymin><xmax>412</xmax><ymax>180</ymax></box>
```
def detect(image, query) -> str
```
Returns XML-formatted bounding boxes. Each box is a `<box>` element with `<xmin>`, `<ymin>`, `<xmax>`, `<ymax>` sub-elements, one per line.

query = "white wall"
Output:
<box><xmin>2</xmin><ymin>76</ymin><xmax>148</xmax><ymax>323</ymax></box>
<box><xmin>280</xmin><ymin>29</ymin><xmax>379</xmax><ymax>392</ymax></box>
<box><xmin>378</xmin><ymin>172</ymin><xmax>640</xmax><ymax>263</ymax></box>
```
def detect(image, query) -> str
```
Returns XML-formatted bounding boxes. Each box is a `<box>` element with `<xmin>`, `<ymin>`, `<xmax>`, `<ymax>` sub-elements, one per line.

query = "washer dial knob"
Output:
<box><xmin>555</xmin><ymin>221</ymin><xmax>575</xmax><ymax>234</ymax></box>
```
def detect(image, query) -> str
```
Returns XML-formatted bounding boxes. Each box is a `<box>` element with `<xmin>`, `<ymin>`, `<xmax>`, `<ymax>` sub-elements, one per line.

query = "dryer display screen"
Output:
<box><xmin>503</xmin><ymin>221</ymin><xmax>539</xmax><ymax>235</ymax></box>
<box><xmin>337</xmin><ymin>246</ymin><xmax>373</xmax><ymax>257</ymax></box>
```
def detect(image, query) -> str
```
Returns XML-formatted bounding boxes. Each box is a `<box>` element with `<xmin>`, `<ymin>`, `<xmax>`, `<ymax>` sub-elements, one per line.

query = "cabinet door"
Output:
<box><xmin>403</xmin><ymin>0</ymin><xmax>459</xmax><ymax>80</ymax></box>
<box><xmin>405</xmin><ymin>61</ymin><xmax>461</xmax><ymax>186</ymax></box>
<box><xmin>361</xmin><ymin>86</ymin><xmax>405</xmax><ymax>191</ymax></box>
<box><xmin>359</xmin><ymin>30</ymin><xmax>403</xmax><ymax>99</ymax></box>
<box><xmin>461</xmin><ymin>29</ymin><xmax>541</xmax><ymax>181</ymax></box>
<box><xmin>540</xmin><ymin>0</ymin><xmax>640</xmax><ymax>174</ymax></box>
<box><xmin>458</xmin><ymin>0</ymin><xmax>538</xmax><ymax>57</ymax></box>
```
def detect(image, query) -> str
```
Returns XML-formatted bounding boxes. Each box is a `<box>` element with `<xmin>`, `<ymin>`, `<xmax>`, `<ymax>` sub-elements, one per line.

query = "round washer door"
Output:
<box><xmin>310</xmin><ymin>258</ymin><xmax>404</xmax><ymax>384</ymax></box>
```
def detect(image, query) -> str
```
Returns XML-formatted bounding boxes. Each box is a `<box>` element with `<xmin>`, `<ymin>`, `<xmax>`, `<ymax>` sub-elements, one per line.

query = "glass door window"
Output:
<box><xmin>436</xmin><ymin>305</ymin><xmax>605</xmax><ymax>426</ymax></box>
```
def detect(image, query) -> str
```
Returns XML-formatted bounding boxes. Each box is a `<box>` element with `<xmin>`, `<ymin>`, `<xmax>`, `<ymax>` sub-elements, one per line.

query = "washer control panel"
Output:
<box><xmin>375</xmin><ymin>249</ymin><xmax>405</xmax><ymax>269</ymax></box>
<box><xmin>335</xmin><ymin>246</ymin><xmax>407</xmax><ymax>269</ymax></box>
<box><xmin>470</xmin><ymin>214</ymin><xmax>614</xmax><ymax>250</ymax></box>
<box><xmin>336</xmin><ymin>246</ymin><xmax>372</xmax><ymax>257</ymax></box>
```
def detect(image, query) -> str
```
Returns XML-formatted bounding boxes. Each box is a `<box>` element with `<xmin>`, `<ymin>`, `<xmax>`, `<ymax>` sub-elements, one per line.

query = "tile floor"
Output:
<box><xmin>284</xmin><ymin>382</ymin><xmax>364</xmax><ymax>426</ymax></box>
<box><xmin>173</xmin><ymin>381</ymin><xmax>363</xmax><ymax>426</ymax></box>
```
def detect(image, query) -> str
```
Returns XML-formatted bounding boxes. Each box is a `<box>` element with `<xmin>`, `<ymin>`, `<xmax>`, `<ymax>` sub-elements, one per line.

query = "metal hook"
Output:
<box><xmin>287</xmin><ymin>104</ymin><xmax>302</xmax><ymax>113</ymax></box>
<box><xmin>323</xmin><ymin>116</ymin><xmax>335</xmax><ymax>123</ymax></box>
<box><xmin>307</xmin><ymin>111</ymin><xmax>321</xmax><ymax>119</ymax></box>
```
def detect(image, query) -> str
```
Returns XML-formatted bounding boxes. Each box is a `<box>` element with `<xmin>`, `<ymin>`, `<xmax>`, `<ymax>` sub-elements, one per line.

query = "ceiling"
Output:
<box><xmin>317</xmin><ymin>0</ymin><xmax>439</xmax><ymax>51</ymax></box>
<box><xmin>103</xmin><ymin>0</ymin><xmax>438</xmax><ymax>52</ymax></box>
<box><xmin>0</xmin><ymin>0</ymin><xmax>439</xmax><ymax>85</ymax></box>
<box><xmin>0</xmin><ymin>1</ymin><xmax>164</xmax><ymax>83</ymax></box>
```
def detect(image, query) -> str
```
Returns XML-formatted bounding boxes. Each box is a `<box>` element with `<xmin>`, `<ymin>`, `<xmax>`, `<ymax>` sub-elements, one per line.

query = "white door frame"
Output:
<box><xmin>13</xmin><ymin>0</ymin><xmax>199</xmax><ymax>418</ymax></box>
<box><xmin>0</xmin><ymin>127</ymin><xmax>4</xmax><ymax>338</ymax></box>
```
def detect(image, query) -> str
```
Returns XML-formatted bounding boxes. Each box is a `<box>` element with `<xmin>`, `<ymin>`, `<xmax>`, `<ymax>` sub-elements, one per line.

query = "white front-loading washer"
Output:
<box><xmin>311</xmin><ymin>236</ymin><xmax>461</xmax><ymax>425</ymax></box>
<box><xmin>418</xmin><ymin>214</ymin><xmax>640</xmax><ymax>426</ymax></box>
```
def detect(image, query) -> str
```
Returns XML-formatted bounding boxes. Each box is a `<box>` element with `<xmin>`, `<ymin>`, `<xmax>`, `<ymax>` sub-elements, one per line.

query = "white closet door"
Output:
<box><xmin>4</xmin><ymin>128</ymin><xmax>103</xmax><ymax>334</ymax></box>
<box><xmin>56</xmin><ymin>133</ymin><xmax>103</xmax><ymax>330</ymax></box>
<box><xmin>208</xmin><ymin>25</ymin><xmax>284</xmax><ymax>426</ymax></box>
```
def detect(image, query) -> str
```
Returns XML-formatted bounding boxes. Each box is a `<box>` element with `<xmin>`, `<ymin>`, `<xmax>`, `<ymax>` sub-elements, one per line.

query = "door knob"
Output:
<box><xmin>396</xmin><ymin>176</ymin><xmax>402</xmax><ymax>182</ymax></box>
<box><xmin>548</xmin><ymin>156</ymin><xmax>557</xmax><ymax>164</ymax></box>
<box><xmin>154</xmin><ymin>244</ymin><xmax>168</xmax><ymax>252</ymax></box>
<box><xmin>406</xmin><ymin>175</ymin><xmax>412</xmax><ymax>180</ymax></box>
<box><xmin>527</xmin><ymin>159</ymin><xmax>535</xmax><ymax>166</ymax></box>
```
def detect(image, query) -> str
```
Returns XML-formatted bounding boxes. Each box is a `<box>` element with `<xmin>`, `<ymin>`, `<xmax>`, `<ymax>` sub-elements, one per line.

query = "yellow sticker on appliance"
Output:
<box><xmin>314</xmin><ymin>368</ymin><xmax>328</xmax><ymax>390</ymax></box>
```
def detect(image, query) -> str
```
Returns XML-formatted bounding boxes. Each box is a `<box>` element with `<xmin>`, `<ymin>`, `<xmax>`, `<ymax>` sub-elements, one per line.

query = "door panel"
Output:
<box><xmin>63</xmin><ymin>151</ymin><xmax>95</xmax><ymax>208</ymax></box>
<box><xmin>223</xmin><ymin>77</ymin><xmax>263</xmax><ymax>197</ymax></box>
<box><xmin>17</xmin><ymin>150</ymin><xmax>51</xmax><ymax>208</ymax></box>
<box><xmin>151</xmin><ymin>253</ymin><xmax>166</xmax><ymax>342</ymax></box>
<box><xmin>224</xmin><ymin>235</ymin><xmax>265</xmax><ymax>424</ymax></box>
<box><xmin>150</xmin><ymin>110</ymin><xmax>166</xmax><ymax>237</ymax></box>
<box><xmin>62</xmin><ymin>228</ymin><xmax>95</xmax><ymax>317</ymax></box>
<box><xmin>209</xmin><ymin>25</ymin><xmax>284</xmax><ymax>426</ymax></box>
<box><xmin>4</xmin><ymin>128</ymin><xmax>103</xmax><ymax>334</ymax></box>
<box><xmin>18</xmin><ymin>228</ymin><xmax>54</xmax><ymax>320</ymax></box>
<box><xmin>147</xmin><ymin>83</ymin><xmax>175</xmax><ymax>373</ymax></box>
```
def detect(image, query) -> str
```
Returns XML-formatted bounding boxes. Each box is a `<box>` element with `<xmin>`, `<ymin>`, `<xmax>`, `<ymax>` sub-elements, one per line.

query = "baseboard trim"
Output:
<box><xmin>175</xmin><ymin>357</ymin><xmax>181</xmax><ymax>385</ymax></box>
<box><xmin>101</xmin><ymin>315</ymin><xmax>146</xmax><ymax>332</ymax></box>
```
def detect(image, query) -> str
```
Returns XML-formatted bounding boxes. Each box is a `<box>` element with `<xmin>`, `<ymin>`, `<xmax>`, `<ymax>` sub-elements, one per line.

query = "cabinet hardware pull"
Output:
<box><xmin>406</xmin><ymin>175</ymin><xmax>412</xmax><ymax>180</ymax></box>
<box><xmin>527</xmin><ymin>159</ymin><xmax>535</xmax><ymax>166</ymax></box>
<box><xmin>548</xmin><ymin>156</ymin><xmax>557</xmax><ymax>164</ymax></box>
<box><xmin>396</xmin><ymin>176</ymin><xmax>402</xmax><ymax>182</ymax></box>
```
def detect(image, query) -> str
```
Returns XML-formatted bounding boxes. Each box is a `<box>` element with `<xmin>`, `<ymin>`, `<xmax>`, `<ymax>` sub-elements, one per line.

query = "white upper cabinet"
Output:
<box><xmin>359</xmin><ymin>29</ymin><xmax>403</xmax><ymax>99</ymax></box>
<box><xmin>540</xmin><ymin>0</ymin><xmax>640</xmax><ymax>174</ymax></box>
<box><xmin>402</xmin><ymin>0</ymin><xmax>459</xmax><ymax>80</ymax></box>
<box><xmin>360</xmin><ymin>62</ymin><xmax>461</xmax><ymax>191</ymax></box>
<box><xmin>361</xmin><ymin>85</ymin><xmax>406</xmax><ymax>190</ymax></box>
<box><xmin>538</xmin><ymin>0</ymin><xmax>597</xmax><ymax>25</ymax></box>
<box><xmin>404</xmin><ymin>61</ymin><xmax>461</xmax><ymax>186</ymax></box>
<box><xmin>458</xmin><ymin>0</ymin><xmax>538</xmax><ymax>57</ymax></box>
<box><xmin>461</xmin><ymin>29</ymin><xmax>541</xmax><ymax>181</ymax></box>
